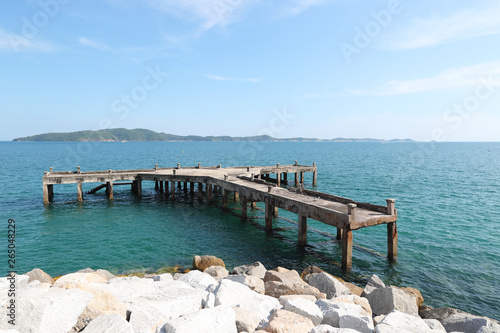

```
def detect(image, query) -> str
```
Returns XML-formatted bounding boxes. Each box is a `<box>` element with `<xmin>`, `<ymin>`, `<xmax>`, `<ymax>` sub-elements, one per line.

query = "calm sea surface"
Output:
<box><xmin>0</xmin><ymin>141</ymin><xmax>499</xmax><ymax>319</ymax></box>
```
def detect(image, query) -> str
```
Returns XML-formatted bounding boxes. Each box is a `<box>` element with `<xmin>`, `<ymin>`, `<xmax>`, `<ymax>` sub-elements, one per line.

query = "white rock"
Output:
<box><xmin>365</xmin><ymin>287</ymin><xmax>418</xmax><ymax>316</ymax></box>
<box><xmin>316</xmin><ymin>299</ymin><xmax>362</xmax><ymax>327</ymax></box>
<box><xmin>284</xmin><ymin>298</ymin><xmax>323</xmax><ymax>326</ymax></box>
<box><xmin>214</xmin><ymin>279</ymin><xmax>280</xmax><ymax>323</ymax></box>
<box><xmin>310</xmin><ymin>325</ymin><xmax>339</xmax><ymax>333</ymax></box>
<box><xmin>423</xmin><ymin>319</ymin><xmax>446</xmax><ymax>332</ymax></box>
<box><xmin>178</xmin><ymin>270</ymin><xmax>218</xmax><ymax>292</ymax></box>
<box><xmin>54</xmin><ymin>273</ymin><xmax>107</xmax><ymax>287</ymax></box>
<box><xmin>225</xmin><ymin>274</ymin><xmax>265</xmax><ymax>294</ymax></box>
<box><xmin>81</xmin><ymin>314</ymin><xmax>133</xmax><ymax>333</ymax></box>
<box><xmin>339</xmin><ymin>314</ymin><xmax>374</xmax><ymax>333</ymax></box>
<box><xmin>441</xmin><ymin>313</ymin><xmax>500</xmax><ymax>333</ymax></box>
<box><xmin>279</xmin><ymin>294</ymin><xmax>317</xmax><ymax>306</ymax></box>
<box><xmin>361</xmin><ymin>275</ymin><xmax>385</xmax><ymax>298</ymax></box>
<box><xmin>377</xmin><ymin>310</ymin><xmax>437</xmax><ymax>333</ymax></box>
<box><xmin>0</xmin><ymin>287</ymin><xmax>94</xmax><ymax>333</ymax></box>
<box><xmin>161</xmin><ymin>305</ymin><xmax>237</xmax><ymax>333</ymax></box>
<box><xmin>232</xmin><ymin>262</ymin><xmax>267</xmax><ymax>279</ymax></box>
<box><xmin>233</xmin><ymin>307</ymin><xmax>260</xmax><ymax>333</ymax></box>
<box><xmin>153</xmin><ymin>274</ymin><xmax>173</xmax><ymax>282</ymax></box>
<box><xmin>204</xmin><ymin>266</ymin><xmax>229</xmax><ymax>282</ymax></box>
<box><xmin>128</xmin><ymin>302</ymin><xmax>168</xmax><ymax>333</ymax></box>
<box><xmin>309</xmin><ymin>273</ymin><xmax>350</xmax><ymax>299</ymax></box>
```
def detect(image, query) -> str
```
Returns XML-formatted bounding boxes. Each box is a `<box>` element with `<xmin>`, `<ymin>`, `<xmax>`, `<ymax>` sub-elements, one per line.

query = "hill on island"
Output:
<box><xmin>12</xmin><ymin>128</ymin><xmax>414</xmax><ymax>143</ymax></box>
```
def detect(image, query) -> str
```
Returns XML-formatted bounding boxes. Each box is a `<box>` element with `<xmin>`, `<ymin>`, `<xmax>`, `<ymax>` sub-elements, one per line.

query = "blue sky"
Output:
<box><xmin>1</xmin><ymin>0</ymin><xmax>499</xmax><ymax>141</ymax></box>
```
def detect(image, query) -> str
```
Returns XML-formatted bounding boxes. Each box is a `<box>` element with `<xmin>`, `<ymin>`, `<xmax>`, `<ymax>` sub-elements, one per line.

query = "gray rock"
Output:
<box><xmin>232</xmin><ymin>262</ymin><xmax>267</xmax><ymax>279</ymax></box>
<box><xmin>423</xmin><ymin>319</ymin><xmax>446</xmax><ymax>331</ymax></box>
<box><xmin>361</xmin><ymin>275</ymin><xmax>385</xmax><ymax>298</ymax></box>
<box><xmin>233</xmin><ymin>307</ymin><xmax>260</xmax><ymax>333</ymax></box>
<box><xmin>365</xmin><ymin>287</ymin><xmax>418</xmax><ymax>316</ymax></box>
<box><xmin>81</xmin><ymin>314</ymin><xmax>133</xmax><ymax>333</ymax></box>
<box><xmin>161</xmin><ymin>305</ymin><xmax>237</xmax><ymax>333</ymax></box>
<box><xmin>310</xmin><ymin>325</ymin><xmax>339</xmax><ymax>333</ymax></box>
<box><xmin>172</xmin><ymin>273</ymin><xmax>184</xmax><ymax>280</ymax></box>
<box><xmin>339</xmin><ymin>314</ymin><xmax>374</xmax><ymax>333</ymax></box>
<box><xmin>377</xmin><ymin>310</ymin><xmax>437</xmax><ymax>333</ymax></box>
<box><xmin>316</xmin><ymin>299</ymin><xmax>362</xmax><ymax>327</ymax></box>
<box><xmin>128</xmin><ymin>302</ymin><xmax>168</xmax><ymax>333</ymax></box>
<box><xmin>25</xmin><ymin>268</ymin><xmax>54</xmax><ymax>284</ymax></box>
<box><xmin>284</xmin><ymin>298</ymin><xmax>323</xmax><ymax>326</ymax></box>
<box><xmin>420</xmin><ymin>307</ymin><xmax>500</xmax><ymax>333</ymax></box>
<box><xmin>204</xmin><ymin>265</ymin><xmax>229</xmax><ymax>282</ymax></box>
<box><xmin>177</xmin><ymin>270</ymin><xmax>218</xmax><ymax>292</ymax></box>
<box><xmin>226</xmin><ymin>274</ymin><xmax>265</xmax><ymax>294</ymax></box>
<box><xmin>214</xmin><ymin>279</ymin><xmax>280</xmax><ymax>323</ymax></box>
<box><xmin>309</xmin><ymin>273</ymin><xmax>351</xmax><ymax>299</ymax></box>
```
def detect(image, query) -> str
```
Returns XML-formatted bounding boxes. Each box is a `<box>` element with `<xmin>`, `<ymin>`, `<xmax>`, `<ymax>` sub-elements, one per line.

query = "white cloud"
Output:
<box><xmin>207</xmin><ymin>74</ymin><xmax>260</xmax><ymax>82</ymax></box>
<box><xmin>0</xmin><ymin>28</ymin><xmax>52</xmax><ymax>53</ymax></box>
<box><xmin>283</xmin><ymin>0</ymin><xmax>328</xmax><ymax>16</ymax></box>
<box><xmin>318</xmin><ymin>62</ymin><xmax>500</xmax><ymax>97</ymax></box>
<box><xmin>392</xmin><ymin>3</ymin><xmax>500</xmax><ymax>49</ymax></box>
<box><xmin>147</xmin><ymin>0</ymin><xmax>254</xmax><ymax>31</ymax></box>
<box><xmin>78</xmin><ymin>37</ymin><xmax>110</xmax><ymax>50</ymax></box>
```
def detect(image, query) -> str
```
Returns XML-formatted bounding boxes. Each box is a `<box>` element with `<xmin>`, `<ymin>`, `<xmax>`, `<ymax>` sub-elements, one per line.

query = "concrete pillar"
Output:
<box><xmin>222</xmin><ymin>189</ymin><xmax>228</xmax><ymax>209</ymax></box>
<box><xmin>106</xmin><ymin>181</ymin><xmax>113</xmax><ymax>199</ymax></box>
<box><xmin>342</xmin><ymin>203</ymin><xmax>356</xmax><ymax>270</ymax></box>
<box><xmin>207</xmin><ymin>184</ymin><xmax>212</xmax><ymax>201</ymax></box>
<box><xmin>177</xmin><ymin>181</ymin><xmax>181</xmax><ymax>189</ymax></box>
<box><xmin>265</xmin><ymin>201</ymin><xmax>273</xmax><ymax>231</ymax></box>
<box><xmin>77</xmin><ymin>182</ymin><xmax>83</xmax><ymax>202</ymax></box>
<box><xmin>295</xmin><ymin>172</ymin><xmax>299</xmax><ymax>187</ymax></box>
<box><xmin>136</xmin><ymin>180</ymin><xmax>142</xmax><ymax>198</ymax></box>
<box><xmin>155</xmin><ymin>181</ymin><xmax>159</xmax><ymax>190</ymax></box>
<box><xmin>170</xmin><ymin>181</ymin><xmax>175</xmax><ymax>199</ymax></box>
<box><xmin>283</xmin><ymin>173</ymin><xmax>288</xmax><ymax>184</ymax></box>
<box><xmin>198</xmin><ymin>183</ymin><xmax>203</xmax><ymax>199</ymax></box>
<box><xmin>277</xmin><ymin>172</ymin><xmax>281</xmax><ymax>186</ymax></box>
<box><xmin>131</xmin><ymin>181</ymin><xmax>136</xmax><ymax>194</ymax></box>
<box><xmin>313</xmin><ymin>162</ymin><xmax>317</xmax><ymax>186</ymax></box>
<box><xmin>43</xmin><ymin>184</ymin><xmax>50</xmax><ymax>204</ymax></box>
<box><xmin>241</xmin><ymin>197</ymin><xmax>248</xmax><ymax>218</ymax></box>
<box><xmin>234</xmin><ymin>192</ymin><xmax>240</xmax><ymax>202</ymax></box>
<box><xmin>159</xmin><ymin>181</ymin><xmax>163</xmax><ymax>192</ymax></box>
<box><xmin>164</xmin><ymin>182</ymin><xmax>169</xmax><ymax>198</ymax></box>
<box><xmin>387</xmin><ymin>199</ymin><xmax>397</xmax><ymax>261</ymax></box>
<box><xmin>190</xmin><ymin>182</ymin><xmax>195</xmax><ymax>194</ymax></box>
<box><xmin>300</xmin><ymin>172</ymin><xmax>304</xmax><ymax>183</ymax></box>
<box><xmin>48</xmin><ymin>184</ymin><xmax>54</xmax><ymax>200</ymax></box>
<box><xmin>183</xmin><ymin>181</ymin><xmax>187</xmax><ymax>191</ymax></box>
<box><xmin>298</xmin><ymin>214</ymin><xmax>307</xmax><ymax>245</ymax></box>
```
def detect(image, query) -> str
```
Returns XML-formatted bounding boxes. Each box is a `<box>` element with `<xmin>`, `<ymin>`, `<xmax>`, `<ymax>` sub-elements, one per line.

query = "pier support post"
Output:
<box><xmin>300</xmin><ymin>172</ymin><xmax>304</xmax><ymax>184</ymax></box>
<box><xmin>136</xmin><ymin>180</ymin><xmax>142</xmax><ymax>198</ymax></box>
<box><xmin>242</xmin><ymin>197</ymin><xmax>247</xmax><ymax>218</ymax></box>
<box><xmin>386</xmin><ymin>199</ymin><xmax>397</xmax><ymax>261</ymax></box>
<box><xmin>313</xmin><ymin>162</ymin><xmax>317</xmax><ymax>186</ymax></box>
<box><xmin>155</xmin><ymin>181</ymin><xmax>159</xmax><ymax>190</ymax></box>
<box><xmin>265</xmin><ymin>201</ymin><xmax>273</xmax><ymax>231</ymax></box>
<box><xmin>295</xmin><ymin>173</ymin><xmax>299</xmax><ymax>187</ymax></box>
<box><xmin>43</xmin><ymin>184</ymin><xmax>50</xmax><ymax>204</ymax></box>
<box><xmin>198</xmin><ymin>183</ymin><xmax>203</xmax><ymax>199</ymax></box>
<box><xmin>164</xmin><ymin>182</ymin><xmax>169</xmax><ymax>198</ymax></box>
<box><xmin>207</xmin><ymin>184</ymin><xmax>212</xmax><ymax>201</ymax></box>
<box><xmin>159</xmin><ymin>181</ymin><xmax>163</xmax><ymax>192</ymax></box>
<box><xmin>342</xmin><ymin>203</ymin><xmax>356</xmax><ymax>270</ymax></box>
<box><xmin>222</xmin><ymin>189</ymin><xmax>228</xmax><ymax>209</ymax></box>
<box><xmin>190</xmin><ymin>182</ymin><xmax>194</xmax><ymax>194</ymax></box>
<box><xmin>177</xmin><ymin>181</ymin><xmax>181</xmax><ymax>189</ymax></box>
<box><xmin>106</xmin><ymin>181</ymin><xmax>113</xmax><ymax>200</ymax></box>
<box><xmin>283</xmin><ymin>173</ymin><xmax>288</xmax><ymax>184</ymax></box>
<box><xmin>170</xmin><ymin>181</ymin><xmax>175</xmax><ymax>199</ymax></box>
<box><xmin>234</xmin><ymin>192</ymin><xmax>239</xmax><ymax>202</ymax></box>
<box><xmin>77</xmin><ymin>182</ymin><xmax>83</xmax><ymax>202</ymax></box>
<box><xmin>298</xmin><ymin>214</ymin><xmax>307</xmax><ymax>245</ymax></box>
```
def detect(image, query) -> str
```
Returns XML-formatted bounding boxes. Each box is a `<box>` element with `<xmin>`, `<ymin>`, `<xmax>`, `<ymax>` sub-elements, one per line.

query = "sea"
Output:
<box><xmin>0</xmin><ymin>141</ymin><xmax>499</xmax><ymax>320</ymax></box>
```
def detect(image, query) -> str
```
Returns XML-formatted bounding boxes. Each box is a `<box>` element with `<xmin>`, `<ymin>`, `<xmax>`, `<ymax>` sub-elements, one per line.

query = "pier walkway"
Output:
<box><xmin>42</xmin><ymin>162</ymin><xmax>398</xmax><ymax>269</ymax></box>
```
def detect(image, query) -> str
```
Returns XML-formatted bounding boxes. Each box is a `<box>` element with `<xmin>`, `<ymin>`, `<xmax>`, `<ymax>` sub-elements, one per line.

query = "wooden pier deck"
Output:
<box><xmin>42</xmin><ymin>162</ymin><xmax>398</xmax><ymax>269</ymax></box>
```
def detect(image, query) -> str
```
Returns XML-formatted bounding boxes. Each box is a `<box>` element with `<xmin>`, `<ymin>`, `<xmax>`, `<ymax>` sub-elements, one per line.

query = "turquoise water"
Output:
<box><xmin>1</xmin><ymin>141</ymin><xmax>499</xmax><ymax>320</ymax></box>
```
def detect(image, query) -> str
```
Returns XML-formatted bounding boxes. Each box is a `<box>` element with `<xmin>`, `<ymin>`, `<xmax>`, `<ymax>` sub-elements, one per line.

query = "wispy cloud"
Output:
<box><xmin>306</xmin><ymin>62</ymin><xmax>500</xmax><ymax>98</ymax></box>
<box><xmin>283</xmin><ymin>0</ymin><xmax>329</xmax><ymax>16</ymax></box>
<box><xmin>391</xmin><ymin>3</ymin><xmax>500</xmax><ymax>49</ymax></box>
<box><xmin>147</xmin><ymin>0</ymin><xmax>254</xmax><ymax>31</ymax></box>
<box><xmin>78</xmin><ymin>37</ymin><xmax>110</xmax><ymax>50</ymax></box>
<box><xmin>207</xmin><ymin>74</ymin><xmax>260</xmax><ymax>83</ymax></box>
<box><xmin>0</xmin><ymin>28</ymin><xmax>52</xmax><ymax>53</ymax></box>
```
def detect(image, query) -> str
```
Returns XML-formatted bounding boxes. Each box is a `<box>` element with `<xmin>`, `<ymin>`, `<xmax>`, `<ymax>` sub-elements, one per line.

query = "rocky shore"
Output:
<box><xmin>1</xmin><ymin>255</ymin><xmax>498</xmax><ymax>333</ymax></box>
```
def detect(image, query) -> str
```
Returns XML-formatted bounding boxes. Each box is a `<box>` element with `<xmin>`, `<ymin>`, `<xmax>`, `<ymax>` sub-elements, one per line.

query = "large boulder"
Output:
<box><xmin>332</xmin><ymin>295</ymin><xmax>372</xmax><ymax>316</ymax></box>
<box><xmin>193</xmin><ymin>255</ymin><xmax>225</xmax><ymax>271</ymax></box>
<box><xmin>339</xmin><ymin>314</ymin><xmax>374</xmax><ymax>333</ymax></box>
<box><xmin>226</xmin><ymin>274</ymin><xmax>265</xmax><ymax>294</ymax></box>
<box><xmin>262</xmin><ymin>309</ymin><xmax>315</xmax><ymax>333</ymax></box>
<box><xmin>203</xmin><ymin>266</ymin><xmax>229</xmax><ymax>282</ymax></box>
<box><xmin>161</xmin><ymin>305</ymin><xmax>237</xmax><ymax>333</ymax></box>
<box><xmin>279</xmin><ymin>295</ymin><xmax>317</xmax><ymax>307</ymax></box>
<box><xmin>233</xmin><ymin>306</ymin><xmax>260</xmax><ymax>333</ymax></box>
<box><xmin>365</xmin><ymin>287</ymin><xmax>418</xmax><ymax>316</ymax></box>
<box><xmin>284</xmin><ymin>298</ymin><xmax>323</xmax><ymax>326</ymax></box>
<box><xmin>308</xmin><ymin>273</ymin><xmax>351</xmax><ymax>299</ymax></box>
<box><xmin>177</xmin><ymin>270</ymin><xmax>218</xmax><ymax>292</ymax></box>
<box><xmin>300</xmin><ymin>265</ymin><xmax>325</xmax><ymax>283</ymax></box>
<box><xmin>233</xmin><ymin>262</ymin><xmax>267</xmax><ymax>279</ymax></box>
<box><xmin>54</xmin><ymin>273</ymin><xmax>107</xmax><ymax>287</ymax></box>
<box><xmin>361</xmin><ymin>274</ymin><xmax>385</xmax><ymax>298</ymax></box>
<box><xmin>25</xmin><ymin>268</ymin><xmax>54</xmax><ymax>284</ymax></box>
<box><xmin>420</xmin><ymin>306</ymin><xmax>500</xmax><ymax>332</ymax></box>
<box><xmin>81</xmin><ymin>314</ymin><xmax>133</xmax><ymax>333</ymax></box>
<box><xmin>264</xmin><ymin>267</ymin><xmax>303</xmax><ymax>284</ymax></box>
<box><xmin>375</xmin><ymin>310</ymin><xmax>440</xmax><ymax>333</ymax></box>
<box><xmin>393</xmin><ymin>286</ymin><xmax>424</xmax><ymax>309</ymax></box>
<box><xmin>214</xmin><ymin>279</ymin><xmax>280</xmax><ymax>323</ymax></box>
<box><xmin>316</xmin><ymin>299</ymin><xmax>362</xmax><ymax>327</ymax></box>
<box><xmin>423</xmin><ymin>319</ymin><xmax>446</xmax><ymax>331</ymax></box>
<box><xmin>265</xmin><ymin>281</ymin><xmax>326</xmax><ymax>299</ymax></box>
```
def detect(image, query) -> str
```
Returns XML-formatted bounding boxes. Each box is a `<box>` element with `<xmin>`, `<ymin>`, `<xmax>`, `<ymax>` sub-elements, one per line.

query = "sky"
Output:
<box><xmin>1</xmin><ymin>0</ymin><xmax>500</xmax><ymax>141</ymax></box>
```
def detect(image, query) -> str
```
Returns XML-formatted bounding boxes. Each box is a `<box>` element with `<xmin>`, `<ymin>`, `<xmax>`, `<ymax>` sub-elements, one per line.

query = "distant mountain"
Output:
<box><xmin>12</xmin><ymin>128</ymin><xmax>414</xmax><ymax>143</ymax></box>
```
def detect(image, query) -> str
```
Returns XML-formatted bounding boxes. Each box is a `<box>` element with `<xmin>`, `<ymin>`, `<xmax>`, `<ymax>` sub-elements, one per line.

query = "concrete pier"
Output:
<box><xmin>42</xmin><ymin>162</ymin><xmax>397</xmax><ymax>269</ymax></box>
